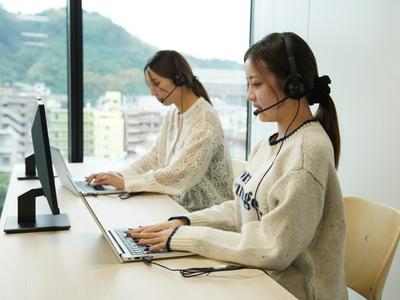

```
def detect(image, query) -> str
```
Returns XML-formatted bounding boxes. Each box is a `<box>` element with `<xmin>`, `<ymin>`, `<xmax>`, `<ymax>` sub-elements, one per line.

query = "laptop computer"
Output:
<box><xmin>79</xmin><ymin>190</ymin><xmax>195</xmax><ymax>263</ymax></box>
<box><xmin>50</xmin><ymin>146</ymin><xmax>123</xmax><ymax>196</ymax></box>
<box><xmin>51</xmin><ymin>146</ymin><xmax>194</xmax><ymax>262</ymax></box>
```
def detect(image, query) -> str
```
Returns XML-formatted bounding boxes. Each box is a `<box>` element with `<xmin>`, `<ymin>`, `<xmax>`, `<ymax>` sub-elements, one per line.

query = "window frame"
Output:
<box><xmin>67</xmin><ymin>0</ymin><xmax>252</xmax><ymax>161</ymax></box>
<box><xmin>67</xmin><ymin>0</ymin><xmax>83</xmax><ymax>162</ymax></box>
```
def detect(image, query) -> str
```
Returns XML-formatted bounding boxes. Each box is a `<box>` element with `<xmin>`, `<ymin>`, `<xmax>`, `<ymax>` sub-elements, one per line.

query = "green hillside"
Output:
<box><xmin>0</xmin><ymin>6</ymin><xmax>242</xmax><ymax>102</ymax></box>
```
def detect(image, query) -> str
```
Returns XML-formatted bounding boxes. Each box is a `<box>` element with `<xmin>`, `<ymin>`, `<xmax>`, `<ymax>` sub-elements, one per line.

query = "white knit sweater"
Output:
<box><xmin>170</xmin><ymin>120</ymin><xmax>348</xmax><ymax>299</ymax></box>
<box><xmin>119</xmin><ymin>97</ymin><xmax>234</xmax><ymax>211</ymax></box>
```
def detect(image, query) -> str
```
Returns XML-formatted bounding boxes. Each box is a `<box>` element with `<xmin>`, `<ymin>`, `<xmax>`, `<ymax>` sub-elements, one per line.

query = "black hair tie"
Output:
<box><xmin>309</xmin><ymin>75</ymin><xmax>331</xmax><ymax>105</ymax></box>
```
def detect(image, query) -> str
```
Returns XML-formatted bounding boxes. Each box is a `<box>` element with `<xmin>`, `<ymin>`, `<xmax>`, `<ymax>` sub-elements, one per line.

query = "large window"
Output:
<box><xmin>82</xmin><ymin>0</ymin><xmax>250</xmax><ymax>160</ymax></box>
<box><xmin>0</xmin><ymin>0</ymin><xmax>251</xmax><ymax>207</ymax></box>
<box><xmin>0</xmin><ymin>1</ymin><xmax>67</xmax><ymax>206</ymax></box>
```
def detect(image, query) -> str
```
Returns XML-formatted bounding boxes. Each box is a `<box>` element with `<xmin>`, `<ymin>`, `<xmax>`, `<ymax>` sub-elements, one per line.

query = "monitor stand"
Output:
<box><xmin>17</xmin><ymin>154</ymin><xmax>39</xmax><ymax>180</ymax></box>
<box><xmin>4</xmin><ymin>188</ymin><xmax>70</xmax><ymax>234</ymax></box>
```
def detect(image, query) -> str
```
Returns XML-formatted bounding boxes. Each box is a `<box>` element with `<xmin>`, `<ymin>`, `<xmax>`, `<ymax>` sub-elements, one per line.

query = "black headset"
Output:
<box><xmin>171</xmin><ymin>53</ymin><xmax>186</xmax><ymax>87</ymax></box>
<box><xmin>282</xmin><ymin>32</ymin><xmax>307</xmax><ymax>100</ymax></box>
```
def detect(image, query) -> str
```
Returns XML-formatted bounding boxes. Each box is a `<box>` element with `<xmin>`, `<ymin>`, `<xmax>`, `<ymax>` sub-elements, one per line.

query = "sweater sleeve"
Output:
<box><xmin>182</xmin><ymin>200</ymin><xmax>237</xmax><ymax>231</ymax></box>
<box><xmin>121</xmin><ymin>126</ymin><xmax>216</xmax><ymax>196</ymax></box>
<box><xmin>170</xmin><ymin>170</ymin><xmax>325</xmax><ymax>270</ymax></box>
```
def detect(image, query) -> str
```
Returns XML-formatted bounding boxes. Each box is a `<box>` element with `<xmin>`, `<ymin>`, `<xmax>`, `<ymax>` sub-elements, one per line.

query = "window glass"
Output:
<box><xmin>82</xmin><ymin>0</ymin><xmax>250</xmax><ymax>161</ymax></box>
<box><xmin>0</xmin><ymin>1</ymin><xmax>67</xmax><ymax>206</ymax></box>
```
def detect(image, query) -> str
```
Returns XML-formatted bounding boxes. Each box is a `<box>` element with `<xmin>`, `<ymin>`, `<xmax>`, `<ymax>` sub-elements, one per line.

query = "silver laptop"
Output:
<box><xmin>51</xmin><ymin>146</ymin><xmax>194</xmax><ymax>262</ymax></box>
<box><xmin>79</xmin><ymin>190</ymin><xmax>194</xmax><ymax>262</ymax></box>
<box><xmin>50</xmin><ymin>146</ymin><xmax>122</xmax><ymax>196</ymax></box>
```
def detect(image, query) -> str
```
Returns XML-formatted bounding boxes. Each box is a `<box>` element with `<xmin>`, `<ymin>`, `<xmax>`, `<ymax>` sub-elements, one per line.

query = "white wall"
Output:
<box><xmin>251</xmin><ymin>0</ymin><xmax>400</xmax><ymax>299</ymax></box>
<box><xmin>250</xmin><ymin>0</ymin><xmax>310</xmax><ymax>145</ymax></box>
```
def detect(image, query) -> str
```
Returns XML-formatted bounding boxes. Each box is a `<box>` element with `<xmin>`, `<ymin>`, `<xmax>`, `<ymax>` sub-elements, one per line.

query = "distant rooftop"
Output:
<box><xmin>22</xmin><ymin>41</ymin><xmax>47</xmax><ymax>47</ymax></box>
<box><xmin>16</xmin><ymin>14</ymin><xmax>49</xmax><ymax>22</ymax></box>
<box><xmin>21</xmin><ymin>32</ymin><xmax>48</xmax><ymax>39</ymax></box>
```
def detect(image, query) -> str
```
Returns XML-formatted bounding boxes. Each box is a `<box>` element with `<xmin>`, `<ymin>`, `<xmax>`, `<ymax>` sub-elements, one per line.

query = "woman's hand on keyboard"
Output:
<box><xmin>127</xmin><ymin>219</ymin><xmax>186</xmax><ymax>252</ymax></box>
<box><xmin>85</xmin><ymin>171</ymin><xmax>125</xmax><ymax>190</ymax></box>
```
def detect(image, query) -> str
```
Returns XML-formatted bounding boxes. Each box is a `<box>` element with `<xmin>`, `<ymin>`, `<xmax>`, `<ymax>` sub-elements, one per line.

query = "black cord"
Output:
<box><xmin>118</xmin><ymin>191</ymin><xmax>143</xmax><ymax>199</ymax></box>
<box><xmin>100</xmin><ymin>192</ymin><xmax>142</xmax><ymax>199</ymax></box>
<box><xmin>253</xmin><ymin>100</ymin><xmax>301</xmax><ymax>220</ymax></box>
<box><xmin>103</xmin><ymin>194</ymin><xmax>120</xmax><ymax>198</ymax></box>
<box><xmin>143</xmin><ymin>256</ymin><xmax>270</xmax><ymax>278</ymax></box>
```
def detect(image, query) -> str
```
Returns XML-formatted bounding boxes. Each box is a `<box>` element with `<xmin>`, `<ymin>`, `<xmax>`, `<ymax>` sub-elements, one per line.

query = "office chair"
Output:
<box><xmin>344</xmin><ymin>196</ymin><xmax>400</xmax><ymax>300</ymax></box>
<box><xmin>231</xmin><ymin>159</ymin><xmax>246</xmax><ymax>179</ymax></box>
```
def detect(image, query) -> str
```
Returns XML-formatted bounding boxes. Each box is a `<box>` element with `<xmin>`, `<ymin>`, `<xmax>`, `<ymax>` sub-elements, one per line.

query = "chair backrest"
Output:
<box><xmin>344</xmin><ymin>196</ymin><xmax>400</xmax><ymax>300</ymax></box>
<box><xmin>231</xmin><ymin>159</ymin><xmax>246</xmax><ymax>179</ymax></box>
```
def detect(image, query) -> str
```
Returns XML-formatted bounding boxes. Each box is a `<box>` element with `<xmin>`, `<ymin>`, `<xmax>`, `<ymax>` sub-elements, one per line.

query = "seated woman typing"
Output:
<box><xmin>127</xmin><ymin>33</ymin><xmax>348</xmax><ymax>299</ymax></box>
<box><xmin>86</xmin><ymin>50</ymin><xmax>234</xmax><ymax>212</ymax></box>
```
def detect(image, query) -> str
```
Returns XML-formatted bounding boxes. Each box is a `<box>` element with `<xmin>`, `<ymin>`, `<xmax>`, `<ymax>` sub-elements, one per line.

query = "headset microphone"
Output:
<box><xmin>253</xmin><ymin>96</ymin><xmax>289</xmax><ymax>116</ymax></box>
<box><xmin>159</xmin><ymin>85</ymin><xmax>178</xmax><ymax>103</ymax></box>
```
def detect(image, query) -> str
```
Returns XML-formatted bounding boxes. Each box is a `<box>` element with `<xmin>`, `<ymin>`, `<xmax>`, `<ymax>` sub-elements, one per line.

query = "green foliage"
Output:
<box><xmin>0</xmin><ymin>7</ymin><xmax>242</xmax><ymax>100</ymax></box>
<box><xmin>0</xmin><ymin>7</ymin><xmax>21</xmax><ymax>51</ymax></box>
<box><xmin>0</xmin><ymin>173</ymin><xmax>10</xmax><ymax>207</ymax></box>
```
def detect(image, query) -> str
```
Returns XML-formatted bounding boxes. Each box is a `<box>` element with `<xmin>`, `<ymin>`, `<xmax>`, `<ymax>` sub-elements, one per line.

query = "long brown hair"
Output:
<box><xmin>244</xmin><ymin>32</ymin><xmax>341</xmax><ymax>168</ymax></box>
<box><xmin>144</xmin><ymin>50</ymin><xmax>212</xmax><ymax>104</ymax></box>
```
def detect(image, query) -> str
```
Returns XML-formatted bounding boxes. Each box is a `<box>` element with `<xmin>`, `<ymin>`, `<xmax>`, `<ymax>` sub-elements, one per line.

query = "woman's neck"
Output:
<box><xmin>276</xmin><ymin>100</ymin><xmax>314</xmax><ymax>139</ymax></box>
<box><xmin>175</xmin><ymin>88</ymin><xmax>199</xmax><ymax>113</ymax></box>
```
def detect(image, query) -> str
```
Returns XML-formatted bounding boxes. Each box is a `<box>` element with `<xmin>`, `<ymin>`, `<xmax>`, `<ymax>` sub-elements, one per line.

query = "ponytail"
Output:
<box><xmin>191</xmin><ymin>76</ymin><xmax>212</xmax><ymax>105</ymax></box>
<box><xmin>310</xmin><ymin>75</ymin><xmax>341</xmax><ymax>169</ymax></box>
<box><xmin>315</xmin><ymin>96</ymin><xmax>341</xmax><ymax>169</ymax></box>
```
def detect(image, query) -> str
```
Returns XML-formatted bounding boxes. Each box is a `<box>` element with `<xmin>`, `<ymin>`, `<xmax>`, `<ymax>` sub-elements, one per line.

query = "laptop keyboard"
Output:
<box><xmin>75</xmin><ymin>181</ymin><xmax>107</xmax><ymax>193</ymax></box>
<box><xmin>93</xmin><ymin>185</ymin><xmax>105</xmax><ymax>190</ymax></box>
<box><xmin>114</xmin><ymin>228</ymin><xmax>168</xmax><ymax>255</ymax></box>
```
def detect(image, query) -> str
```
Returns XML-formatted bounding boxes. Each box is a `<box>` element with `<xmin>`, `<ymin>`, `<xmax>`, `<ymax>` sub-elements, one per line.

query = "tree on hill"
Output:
<box><xmin>0</xmin><ymin>7</ymin><xmax>241</xmax><ymax>102</ymax></box>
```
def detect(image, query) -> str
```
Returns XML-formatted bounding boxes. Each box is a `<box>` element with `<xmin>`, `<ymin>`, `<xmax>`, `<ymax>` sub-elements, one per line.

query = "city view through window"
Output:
<box><xmin>0</xmin><ymin>1</ymin><xmax>250</xmax><ymax>205</ymax></box>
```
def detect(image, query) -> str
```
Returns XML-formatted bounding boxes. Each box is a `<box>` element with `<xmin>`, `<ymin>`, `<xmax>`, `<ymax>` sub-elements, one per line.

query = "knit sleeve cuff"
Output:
<box><xmin>168</xmin><ymin>216</ymin><xmax>191</xmax><ymax>225</ymax></box>
<box><xmin>168</xmin><ymin>226</ymin><xmax>208</xmax><ymax>252</ymax></box>
<box><xmin>166</xmin><ymin>226</ymin><xmax>180</xmax><ymax>252</ymax></box>
<box><xmin>122</xmin><ymin>172</ymin><xmax>157</xmax><ymax>193</ymax></box>
<box><xmin>168</xmin><ymin>213</ymin><xmax>211</xmax><ymax>227</ymax></box>
<box><xmin>185</xmin><ymin>212</ymin><xmax>211</xmax><ymax>226</ymax></box>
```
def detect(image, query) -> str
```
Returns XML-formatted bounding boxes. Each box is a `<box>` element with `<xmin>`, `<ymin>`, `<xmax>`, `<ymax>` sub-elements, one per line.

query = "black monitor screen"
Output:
<box><xmin>31</xmin><ymin>101</ymin><xmax>60</xmax><ymax>215</ymax></box>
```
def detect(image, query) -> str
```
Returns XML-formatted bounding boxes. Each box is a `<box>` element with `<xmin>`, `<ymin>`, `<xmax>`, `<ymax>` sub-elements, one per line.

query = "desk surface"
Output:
<box><xmin>0</xmin><ymin>163</ymin><xmax>296</xmax><ymax>300</ymax></box>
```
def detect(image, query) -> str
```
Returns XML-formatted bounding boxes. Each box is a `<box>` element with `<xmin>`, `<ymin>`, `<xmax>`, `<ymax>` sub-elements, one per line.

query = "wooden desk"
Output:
<box><xmin>0</xmin><ymin>164</ymin><xmax>296</xmax><ymax>300</ymax></box>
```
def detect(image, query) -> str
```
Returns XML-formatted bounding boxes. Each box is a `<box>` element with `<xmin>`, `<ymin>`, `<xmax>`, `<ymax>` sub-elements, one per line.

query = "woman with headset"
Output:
<box><xmin>128</xmin><ymin>33</ymin><xmax>347</xmax><ymax>299</ymax></box>
<box><xmin>86</xmin><ymin>50</ymin><xmax>234</xmax><ymax>212</ymax></box>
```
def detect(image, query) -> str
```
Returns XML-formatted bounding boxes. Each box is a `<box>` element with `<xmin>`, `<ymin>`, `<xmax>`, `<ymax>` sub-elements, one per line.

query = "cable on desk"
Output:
<box><xmin>142</xmin><ymin>256</ymin><xmax>270</xmax><ymax>278</ymax></box>
<box><xmin>95</xmin><ymin>192</ymin><xmax>142</xmax><ymax>199</ymax></box>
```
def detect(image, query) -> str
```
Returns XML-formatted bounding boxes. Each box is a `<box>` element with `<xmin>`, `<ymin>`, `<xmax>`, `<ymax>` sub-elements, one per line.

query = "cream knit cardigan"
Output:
<box><xmin>170</xmin><ymin>121</ymin><xmax>348</xmax><ymax>299</ymax></box>
<box><xmin>119</xmin><ymin>97</ymin><xmax>234</xmax><ymax>212</ymax></box>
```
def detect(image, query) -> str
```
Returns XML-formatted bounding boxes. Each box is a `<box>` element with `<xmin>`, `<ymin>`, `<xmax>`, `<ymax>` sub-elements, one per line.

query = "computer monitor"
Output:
<box><xmin>32</xmin><ymin>100</ymin><xmax>61</xmax><ymax>214</ymax></box>
<box><xmin>4</xmin><ymin>99</ymin><xmax>70</xmax><ymax>233</ymax></box>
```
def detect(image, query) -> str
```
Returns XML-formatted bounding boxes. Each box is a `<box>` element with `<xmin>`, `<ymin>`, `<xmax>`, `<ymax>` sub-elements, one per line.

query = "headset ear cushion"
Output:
<box><xmin>173</xmin><ymin>74</ymin><xmax>186</xmax><ymax>87</ymax></box>
<box><xmin>284</xmin><ymin>74</ymin><xmax>307</xmax><ymax>100</ymax></box>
